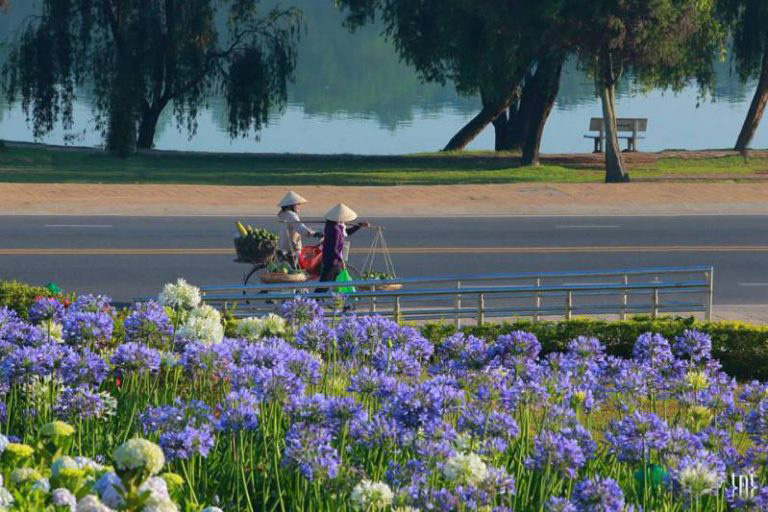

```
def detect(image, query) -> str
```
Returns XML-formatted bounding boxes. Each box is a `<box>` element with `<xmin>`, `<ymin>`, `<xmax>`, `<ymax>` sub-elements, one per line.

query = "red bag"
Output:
<box><xmin>299</xmin><ymin>244</ymin><xmax>323</xmax><ymax>277</ymax></box>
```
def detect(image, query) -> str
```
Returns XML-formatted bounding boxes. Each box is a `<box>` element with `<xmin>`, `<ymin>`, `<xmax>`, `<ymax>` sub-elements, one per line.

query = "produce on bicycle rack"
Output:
<box><xmin>267</xmin><ymin>261</ymin><xmax>305</xmax><ymax>275</ymax></box>
<box><xmin>234</xmin><ymin>221</ymin><xmax>278</xmax><ymax>264</ymax></box>
<box><xmin>361</xmin><ymin>271</ymin><xmax>395</xmax><ymax>280</ymax></box>
<box><xmin>261</xmin><ymin>260</ymin><xmax>308</xmax><ymax>283</ymax></box>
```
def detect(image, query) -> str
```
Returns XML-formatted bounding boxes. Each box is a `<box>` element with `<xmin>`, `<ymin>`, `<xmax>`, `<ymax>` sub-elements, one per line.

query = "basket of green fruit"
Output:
<box><xmin>359</xmin><ymin>272</ymin><xmax>401</xmax><ymax>291</ymax></box>
<box><xmin>233</xmin><ymin>221</ymin><xmax>278</xmax><ymax>265</ymax></box>
<box><xmin>260</xmin><ymin>261</ymin><xmax>308</xmax><ymax>283</ymax></box>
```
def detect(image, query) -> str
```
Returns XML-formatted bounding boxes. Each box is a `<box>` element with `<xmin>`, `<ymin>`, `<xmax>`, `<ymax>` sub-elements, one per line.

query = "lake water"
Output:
<box><xmin>0</xmin><ymin>1</ymin><xmax>765</xmax><ymax>155</ymax></box>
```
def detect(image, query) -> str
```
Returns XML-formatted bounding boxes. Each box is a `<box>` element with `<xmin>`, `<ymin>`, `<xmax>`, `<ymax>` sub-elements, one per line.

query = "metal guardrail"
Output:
<box><xmin>200</xmin><ymin>265</ymin><xmax>714</xmax><ymax>325</ymax></box>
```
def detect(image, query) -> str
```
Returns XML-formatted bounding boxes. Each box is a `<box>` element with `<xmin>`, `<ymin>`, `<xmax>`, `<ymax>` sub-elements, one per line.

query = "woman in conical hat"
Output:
<box><xmin>316</xmin><ymin>203</ymin><xmax>369</xmax><ymax>292</ymax></box>
<box><xmin>277</xmin><ymin>191</ymin><xmax>320</xmax><ymax>268</ymax></box>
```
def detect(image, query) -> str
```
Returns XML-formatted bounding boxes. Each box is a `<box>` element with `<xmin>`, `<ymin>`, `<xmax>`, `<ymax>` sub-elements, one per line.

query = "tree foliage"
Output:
<box><xmin>717</xmin><ymin>0</ymin><xmax>768</xmax><ymax>150</ymax></box>
<box><xmin>565</xmin><ymin>0</ymin><xmax>722</xmax><ymax>181</ymax></box>
<box><xmin>335</xmin><ymin>0</ymin><xmax>568</xmax><ymax>158</ymax></box>
<box><xmin>3</xmin><ymin>0</ymin><xmax>302</xmax><ymax>155</ymax></box>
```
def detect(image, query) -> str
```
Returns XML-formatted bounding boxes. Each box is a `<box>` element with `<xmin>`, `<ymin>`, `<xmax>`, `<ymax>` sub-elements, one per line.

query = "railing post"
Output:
<box><xmin>371</xmin><ymin>285</ymin><xmax>377</xmax><ymax>313</ymax></box>
<box><xmin>651</xmin><ymin>288</ymin><xmax>659</xmax><ymax>319</ymax></box>
<box><xmin>534</xmin><ymin>278</ymin><xmax>541</xmax><ymax>323</ymax></box>
<box><xmin>394</xmin><ymin>295</ymin><xmax>401</xmax><ymax>323</ymax></box>
<box><xmin>620</xmin><ymin>274</ymin><xmax>628</xmax><ymax>321</ymax></box>
<box><xmin>477</xmin><ymin>293</ymin><xmax>485</xmax><ymax>326</ymax></box>
<box><xmin>565</xmin><ymin>291</ymin><xmax>573</xmax><ymax>321</ymax></box>
<box><xmin>705</xmin><ymin>268</ymin><xmax>714</xmax><ymax>322</ymax></box>
<box><xmin>455</xmin><ymin>281</ymin><xmax>462</xmax><ymax>328</ymax></box>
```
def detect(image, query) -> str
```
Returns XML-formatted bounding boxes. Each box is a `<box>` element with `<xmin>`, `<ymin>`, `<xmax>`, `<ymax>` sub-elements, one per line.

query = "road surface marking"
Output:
<box><xmin>44</xmin><ymin>224</ymin><xmax>113</xmax><ymax>228</ymax></box>
<box><xmin>739</xmin><ymin>283</ymin><xmax>768</xmax><ymax>287</ymax></box>
<box><xmin>0</xmin><ymin>245</ymin><xmax>768</xmax><ymax>255</ymax></box>
<box><xmin>554</xmin><ymin>225</ymin><xmax>619</xmax><ymax>229</ymax></box>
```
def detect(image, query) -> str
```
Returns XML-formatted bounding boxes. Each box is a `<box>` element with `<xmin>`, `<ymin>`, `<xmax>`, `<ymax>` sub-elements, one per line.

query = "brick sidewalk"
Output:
<box><xmin>2</xmin><ymin>182</ymin><xmax>768</xmax><ymax>216</ymax></box>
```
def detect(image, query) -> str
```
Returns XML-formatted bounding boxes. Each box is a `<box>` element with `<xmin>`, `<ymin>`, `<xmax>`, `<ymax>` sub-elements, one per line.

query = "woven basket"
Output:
<box><xmin>359</xmin><ymin>283</ymin><xmax>402</xmax><ymax>291</ymax></box>
<box><xmin>234</xmin><ymin>237</ymin><xmax>276</xmax><ymax>265</ymax></box>
<box><xmin>260</xmin><ymin>272</ymin><xmax>308</xmax><ymax>284</ymax></box>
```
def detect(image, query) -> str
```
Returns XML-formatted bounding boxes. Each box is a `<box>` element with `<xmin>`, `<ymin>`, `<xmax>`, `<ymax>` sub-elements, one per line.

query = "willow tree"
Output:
<box><xmin>3</xmin><ymin>0</ymin><xmax>302</xmax><ymax>156</ymax></box>
<box><xmin>335</xmin><ymin>0</ymin><xmax>568</xmax><ymax>164</ymax></box>
<box><xmin>566</xmin><ymin>0</ymin><xmax>721</xmax><ymax>182</ymax></box>
<box><xmin>718</xmin><ymin>0</ymin><xmax>768</xmax><ymax>150</ymax></box>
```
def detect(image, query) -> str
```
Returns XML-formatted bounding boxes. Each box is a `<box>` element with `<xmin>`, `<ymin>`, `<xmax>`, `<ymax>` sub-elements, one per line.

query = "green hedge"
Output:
<box><xmin>420</xmin><ymin>316</ymin><xmax>768</xmax><ymax>381</ymax></box>
<box><xmin>0</xmin><ymin>281</ymin><xmax>59</xmax><ymax>320</ymax></box>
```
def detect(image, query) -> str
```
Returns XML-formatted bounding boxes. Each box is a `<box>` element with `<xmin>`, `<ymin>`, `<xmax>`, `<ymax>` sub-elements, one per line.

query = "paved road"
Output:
<box><xmin>0</xmin><ymin>215</ymin><xmax>766</xmax><ymax>305</ymax></box>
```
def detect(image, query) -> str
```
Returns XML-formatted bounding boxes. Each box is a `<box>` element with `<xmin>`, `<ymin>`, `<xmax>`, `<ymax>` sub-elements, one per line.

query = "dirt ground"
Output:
<box><xmin>2</xmin><ymin>181</ymin><xmax>768</xmax><ymax>217</ymax></box>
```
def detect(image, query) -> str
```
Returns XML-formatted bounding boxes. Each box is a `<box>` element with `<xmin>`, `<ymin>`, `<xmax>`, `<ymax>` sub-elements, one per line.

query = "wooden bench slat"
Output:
<box><xmin>588</xmin><ymin>117</ymin><xmax>648</xmax><ymax>132</ymax></box>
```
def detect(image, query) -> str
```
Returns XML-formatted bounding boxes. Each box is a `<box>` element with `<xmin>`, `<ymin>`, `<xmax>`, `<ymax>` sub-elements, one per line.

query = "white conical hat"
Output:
<box><xmin>278</xmin><ymin>191</ymin><xmax>308</xmax><ymax>207</ymax></box>
<box><xmin>324</xmin><ymin>203</ymin><xmax>358</xmax><ymax>223</ymax></box>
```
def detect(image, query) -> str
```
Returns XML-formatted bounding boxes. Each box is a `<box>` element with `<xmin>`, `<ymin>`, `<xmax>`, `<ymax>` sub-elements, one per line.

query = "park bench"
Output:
<box><xmin>584</xmin><ymin>117</ymin><xmax>647</xmax><ymax>153</ymax></box>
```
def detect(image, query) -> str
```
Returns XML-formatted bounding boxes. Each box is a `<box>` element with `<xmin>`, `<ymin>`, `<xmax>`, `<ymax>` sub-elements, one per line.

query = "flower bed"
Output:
<box><xmin>0</xmin><ymin>281</ymin><xmax>766</xmax><ymax>511</ymax></box>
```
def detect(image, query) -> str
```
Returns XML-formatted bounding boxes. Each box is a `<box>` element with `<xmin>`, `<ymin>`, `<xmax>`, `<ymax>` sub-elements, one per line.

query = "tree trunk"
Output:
<box><xmin>521</xmin><ymin>55</ymin><xmax>564</xmax><ymax>166</ymax></box>
<box><xmin>597</xmin><ymin>52</ymin><xmax>629</xmax><ymax>183</ymax></box>
<box><xmin>735</xmin><ymin>48</ymin><xmax>768</xmax><ymax>151</ymax></box>
<box><xmin>443</xmin><ymin>95</ymin><xmax>514</xmax><ymax>151</ymax></box>
<box><xmin>137</xmin><ymin>106</ymin><xmax>161</xmax><ymax>150</ymax></box>
<box><xmin>106</xmin><ymin>15</ymin><xmax>136</xmax><ymax>157</ymax></box>
<box><xmin>106</xmin><ymin>75</ymin><xmax>136</xmax><ymax>157</ymax></box>
<box><xmin>491</xmin><ymin>109</ymin><xmax>510</xmax><ymax>151</ymax></box>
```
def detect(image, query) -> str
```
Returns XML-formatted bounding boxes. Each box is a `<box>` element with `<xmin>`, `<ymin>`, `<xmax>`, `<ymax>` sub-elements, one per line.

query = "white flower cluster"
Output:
<box><xmin>158</xmin><ymin>279</ymin><xmax>201</xmax><ymax>310</ymax></box>
<box><xmin>75</xmin><ymin>495</ymin><xmax>115</xmax><ymax>512</ymax></box>
<box><xmin>177</xmin><ymin>305</ymin><xmax>224</xmax><ymax>345</ymax></box>
<box><xmin>442</xmin><ymin>452</ymin><xmax>488</xmax><ymax>486</ymax></box>
<box><xmin>235</xmin><ymin>313</ymin><xmax>287</xmax><ymax>341</ymax></box>
<box><xmin>113</xmin><ymin>438</ymin><xmax>166</xmax><ymax>476</ymax></box>
<box><xmin>350</xmin><ymin>480</ymin><xmax>394</xmax><ymax>510</ymax></box>
<box><xmin>677</xmin><ymin>460</ymin><xmax>723</xmax><ymax>497</ymax></box>
<box><xmin>96</xmin><ymin>473</ymin><xmax>177</xmax><ymax>511</ymax></box>
<box><xmin>41</xmin><ymin>318</ymin><xmax>64</xmax><ymax>342</ymax></box>
<box><xmin>0</xmin><ymin>425</ymin><xmax>219</xmax><ymax>512</ymax></box>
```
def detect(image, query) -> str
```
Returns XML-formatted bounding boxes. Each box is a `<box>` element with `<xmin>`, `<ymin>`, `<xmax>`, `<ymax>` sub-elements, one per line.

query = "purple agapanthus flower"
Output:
<box><xmin>458</xmin><ymin>404</ymin><xmax>519</xmax><ymax>453</ymax></box>
<box><xmin>571</xmin><ymin>476</ymin><xmax>626</xmax><ymax>512</ymax></box>
<box><xmin>1</xmin><ymin>343</ymin><xmax>63</xmax><ymax>384</ymax></box>
<box><xmin>29</xmin><ymin>297</ymin><xmax>65</xmax><ymax>324</ymax></box>
<box><xmin>215</xmin><ymin>388</ymin><xmax>261</xmax><ymax>431</ymax></box>
<box><xmin>59</xmin><ymin>348</ymin><xmax>110</xmax><ymax>386</ymax></box>
<box><xmin>0</xmin><ymin>307</ymin><xmax>45</xmax><ymax>346</ymax></box>
<box><xmin>488</xmin><ymin>330</ymin><xmax>542</xmax><ymax>367</ymax></box>
<box><xmin>279</xmin><ymin>298</ymin><xmax>324</xmax><ymax>329</ymax></box>
<box><xmin>739</xmin><ymin>381</ymin><xmax>768</xmax><ymax>408</ymax></box>
<box><xmin>632</xmin><ymin>332</ymin><xmax>674</xmax><ymax>367</ymax></box>
<box><xmin>294</xmin><ymin>319</ymin><xmax>336</xmax><ymax>354</ymax></box>
<box><xmin>605</xmin><ymin>410</ymin><xmax>671</xmax><ymax>462</ymax></box>
<box><xmin>53</xmin><ymin>385</ymin><xmax>114</xmax><ymax>420</ymax></box>
<box><xmin>141</xmin><ymin>399</ymin><xmax>215</xmax><ymax>459</ymax></box>
<box><xmin>123</xmin><ymin>301</ymin><xmax>172</xmax><ymax>347</ymax></box>
<box><xmin>547</xmin><ymin>496</ymin><xmax>578</xmax><ymax>512</ymax></box>
<box><xmin>348</xmin><ymin>367</ymin><xmax>398</xmax><ymax>399</ymax></box>
<box><xmin>728</xmin><ymin>484</ymin><xmax>768</xmax><ymax>511</ymax></box>
<box><xmin>62</xmin><ymin>310</ymin><xmax>113</xmax><ymax>348</ymax></box>
<box><xmin>745</xmin><ymin>397</ymin><xmax>768</xmax><ymax>446</ymax></box>
<box><xmin>70</xmin><ymin>294</ymin><xmax>112</xmax><ymax>313</ymax></box>
<box><xmin>110</xmin><ymin>342</ymin><xmax>161</xmax><ymax>375</ymax></box>
<box><xmin>525</xmin><ymin>430</ymin><xmax>587</xmax><ymax>479</ymax></box>
<box><xmin>673</xmin><ymin>329</ymin><xmax>712</xmax><ymax>363</ymax></box>
<box><xmin>567</xmin><ymin>336</ymin><xmax>606</xmax><ymax>361</ymax></box>
<box><xmin>249</xmin><ymin>365</ymin><xmax>305</xmax><ymax>403</ymax></box>
<box><xmin>282</xmin><ymin>423</ymin><xmax>340</xmax><ymax>481</ymax></box>
<box><xmin>372</xmin><ymin>347</ymin><xmax>421</xmax><ymax>377</ymax></box>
